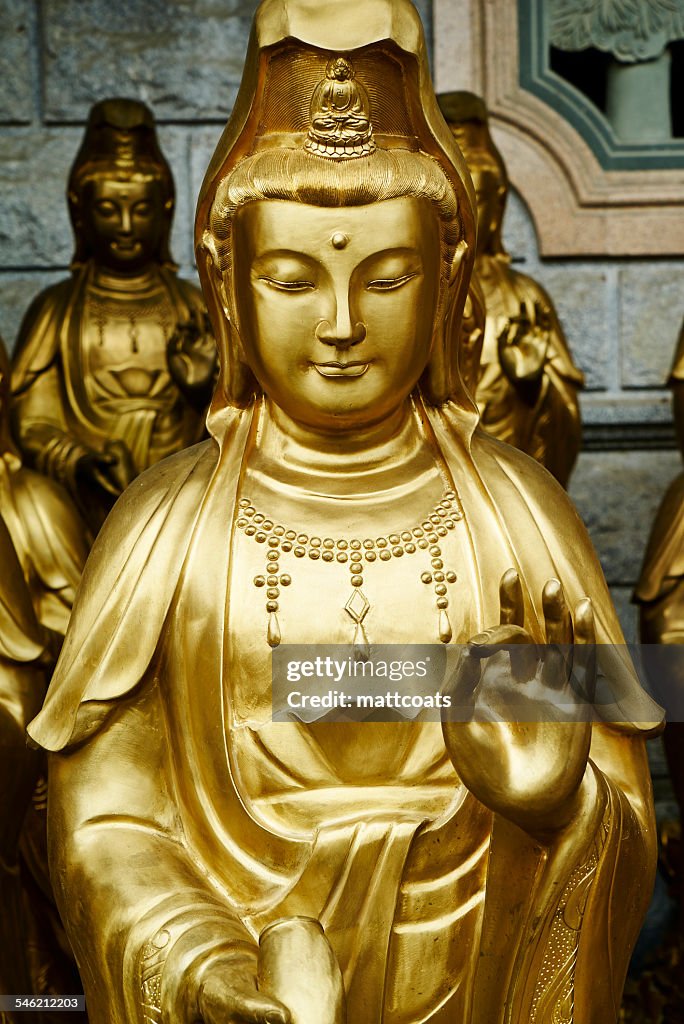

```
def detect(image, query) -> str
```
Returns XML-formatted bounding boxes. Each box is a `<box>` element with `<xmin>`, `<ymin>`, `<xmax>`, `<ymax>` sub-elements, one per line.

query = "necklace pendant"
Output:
<box><xmin>345</xmin><ymin>588</ymin><xmax>370</xmax><ymax>661</ymax></box>
<box><xmin>267</xmin><ymin>611</ymin><xmax>281</xmax><ymax>648</ymax></box>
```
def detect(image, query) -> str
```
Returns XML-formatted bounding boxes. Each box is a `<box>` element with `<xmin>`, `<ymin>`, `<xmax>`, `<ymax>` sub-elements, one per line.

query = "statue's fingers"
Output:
<box><xmin>200</xmin><ymin>984</ymin><xmax>291</xmax><ymax>1024</ymax></box>
<box><xmin>238</xmin><ymin>993</ymin><xmax>292</xmax><ymax>1024</ymax></box>
<box><xmin>542</xmin><ymin>579</ymin><xmax>572</xmax><ymax>645</ymax></box>
<box><xmin>499</xmin><ymin>569</ymin><xmax>524</xmax><ymax>627</ymax></box>
<box><xmin>571</xmin><ymin>598</ymin><xmax>597</xmax><ymax>706</ymax></box>
<box><xmin>541</xmin><ymin>579</ymin><xmax>572</xmax><ymax>689</ymax></box>
<box><xmin>468</xmin><ymin>623</ymin><xmax>530</xmax><ymax>656</ymax></box>
<box><xmin>442</xmin><ymin>647</ymin><xmax>481</xmax><ymax>719</ymax></box>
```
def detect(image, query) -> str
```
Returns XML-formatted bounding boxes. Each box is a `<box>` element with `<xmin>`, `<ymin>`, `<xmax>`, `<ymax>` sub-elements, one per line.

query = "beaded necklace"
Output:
<box><xmin>235</xmin><ymin>490</ymin><xmax>463</xmax><ymax>656</ymax></box>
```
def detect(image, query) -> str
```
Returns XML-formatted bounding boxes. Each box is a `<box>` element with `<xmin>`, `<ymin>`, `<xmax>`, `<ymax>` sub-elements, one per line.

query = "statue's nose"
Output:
<box><xmin>119</xmin><ymin>207</ymin><xmax>133</xmax><ymax>235</ymax></box>
<box><xmin>316</xmin><ymin>320</ymin><xmax>367</xmax><ymax>348</ymax></box>
<box><xmin>315</xmin><ymin>285</ymin><xmax>366</xmax><ymax>348</ymax></box>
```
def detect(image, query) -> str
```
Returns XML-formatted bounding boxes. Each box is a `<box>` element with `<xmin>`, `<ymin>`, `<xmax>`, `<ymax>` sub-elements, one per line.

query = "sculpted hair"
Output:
<box><xmin>205</xmin><ymin>147</ymin><xmax>462</xmax><ymax>285</ymax></box>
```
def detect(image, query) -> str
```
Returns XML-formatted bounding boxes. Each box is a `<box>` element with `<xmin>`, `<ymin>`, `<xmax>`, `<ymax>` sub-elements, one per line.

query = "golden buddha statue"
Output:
<box><xmin>0</xmin><ymin>334</ymin><xmax>87</xmax><ymax>1007</ymax></box>
<box><xmin>0</xmin><ymin>513</ymin><xmax>48</xmax><ymax>1015</ymax></box>
<box><xmin>635</xmin><ymin>315</ymin><xmax>684</xmax><ymax>911</ymax></box>
<box><xmin>30</xmin><ymin>4</ymin><xmax>660</xmax><ymax>1023</ymax></box>
<box><xmin>437</xmin><ymin>92</ymin><xmax>584</xmax><ymax>488</ymax></box>
<box><xmin>10</xmin><ymin>98</ymin><xmax>216</xmax><ymax>534</ymax></box>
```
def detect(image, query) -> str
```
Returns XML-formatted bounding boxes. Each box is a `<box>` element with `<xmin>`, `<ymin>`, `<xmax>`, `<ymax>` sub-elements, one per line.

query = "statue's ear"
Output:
<box><xmin>199</xmin><ymin>249</ymin><xmax>256</xmax><ymax>407</ymax></box>
<box><xmin>424</xmin><ymin>239</ymin><xmax>471</xmax><ymax>404</ymax></box>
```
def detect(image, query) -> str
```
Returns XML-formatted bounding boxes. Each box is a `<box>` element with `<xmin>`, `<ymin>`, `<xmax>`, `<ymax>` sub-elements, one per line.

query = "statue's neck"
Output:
<box><xmin>91</xmin><ymin>264</ymin><xmax>161</xmax><ymax>294</ymax></box>
<box><xmin>246</xmin><ymin>399</ymin><xmax>446</xmax><ymax>503</ymax></box>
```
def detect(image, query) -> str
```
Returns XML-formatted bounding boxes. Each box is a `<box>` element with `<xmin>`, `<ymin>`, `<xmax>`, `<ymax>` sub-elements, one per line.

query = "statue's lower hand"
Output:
<box><xmin>75</xmin><ymin>441</ymin><xmax>135</xmax><ymax>499</ymax></box>
<box><xmin>442</xmin><ymin>568</ymin><xmax>596</xmax><ymax>836</ymax></box>
<box><xmin>186</xmin><ymin>952</ymin><xmax>291</xmax><ymax>1024</ymax></box>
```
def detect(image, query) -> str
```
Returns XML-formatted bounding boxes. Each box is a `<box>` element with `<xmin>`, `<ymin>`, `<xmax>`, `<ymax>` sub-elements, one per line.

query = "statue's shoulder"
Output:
<box><xmin>635</xmin><ymin>471</ymin><xmax>684</xmax><ymax>602</ymax></box>
<box><xmin>506</xmin><ymin>266</ymin><xmax>554</xmax><ymax>309</ymax></box>
<box><xmin>15</xmin><ymin>276</ymin><xmax>74</xmax><ymax>344</ymax></box>
<box><xmin>105</xmin><ymin>438</ymin><xmax>219</xmax><ymax>530</ymax></box>
<box><xmin>12</xmin><ymin>275</ymin><xmax>77</xmax><ymax>384</ymax></box>
<box><xmin>472</xmin><ymin>426</ymin><xmax>585</xmax><ymax>524</ymax></box>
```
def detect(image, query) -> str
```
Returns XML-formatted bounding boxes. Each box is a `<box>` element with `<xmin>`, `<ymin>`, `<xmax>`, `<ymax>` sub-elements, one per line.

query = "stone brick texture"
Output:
<box><xmin>0</xmin><ymin>0</ymin><xmax>683</xmax><ymax>646</ymax></box>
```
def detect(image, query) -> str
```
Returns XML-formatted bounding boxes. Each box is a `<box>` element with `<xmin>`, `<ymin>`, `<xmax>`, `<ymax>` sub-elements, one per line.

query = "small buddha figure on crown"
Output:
<box><xmin>438</xmin><ymin>91</ymin><xmax>584</xmax><ymax>487</ymax></box>
<box><xmin>10</xmin><ymin>98</ymin><xmax>216</xmax><ymax>534</ymax></box>
<box><xmin>30</xmin><ymin>4</ymin><xmax>659</xmax><ymax>1024</ymax></box>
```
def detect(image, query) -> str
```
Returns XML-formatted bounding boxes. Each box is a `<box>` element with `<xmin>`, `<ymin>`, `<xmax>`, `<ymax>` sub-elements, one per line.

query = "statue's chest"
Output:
<box><xmin>227</xmin><ymin>502</ymin><xmax>477</xmax><ymax>786</ymax></box>
<box><xmin>81</xmin><ymin>288</ymin><xmax>175</xmax><ymax>399</ymax></box>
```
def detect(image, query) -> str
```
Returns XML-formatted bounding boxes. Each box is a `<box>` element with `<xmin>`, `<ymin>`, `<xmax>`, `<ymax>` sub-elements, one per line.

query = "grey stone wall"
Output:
<box><xmin>1</xmin><ymin>0</ymin><xmax>683</xmax><ymax>644</ymax></box>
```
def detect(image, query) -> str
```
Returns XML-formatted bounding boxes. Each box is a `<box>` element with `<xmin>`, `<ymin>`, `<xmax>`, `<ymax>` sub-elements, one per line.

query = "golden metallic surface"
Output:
<box><xmin>30</xmin><ymin>3</ymin><xmax>659</xmax><ymax>1022</ymax></box>
<box><xmin>634</xmin><ymin>316</ymin><xmax>684</xmax><ymax>1014</ymax></box>
<box><xmin>0</xmin><ymin>334</ymin><xmax>87</xmax><ymax>1013</ymax></box>
<box><xmin>0</xmin><ymin>512</ymin><xmax>46</xmax><ymax>1020</ymax></box>
<box><xmin>438</xmin><ymin>92</ymin><xmax>584</xmax><ymax>488</ymax></box>
<box><xmin>10</xmin><ymin>98</ymin><xmax>216</xmax><ymax>535</ymax></box>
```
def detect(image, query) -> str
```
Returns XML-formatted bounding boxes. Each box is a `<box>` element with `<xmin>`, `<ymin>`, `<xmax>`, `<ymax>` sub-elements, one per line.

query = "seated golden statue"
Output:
<box><xmin>0</xmin><ymin>334</ymin><xmax>87</xmax><ymax>1006</ymax></box>
<box><xmin>437</xmin><ymin>92</ymin><xmax>584</xmax><ymax>487</ymax></box>
<box><xmin>0</xmin><ymin>514</ymin><xmax>48</xmax><ymax>1012</ymax></box>
<box><xmin>635</xmin><ymin>315</ymin><xmax>684</xmax><ymax>922</ymax></box>
<box><xmin>10</xmin><ymin>98</ymin><xmax>216</xmax><ymax>534</ymax></box>
<box><xmin>30</xmin><ymin>4</ymin><xmax>660</xmax><ymax>1022</ymax></box>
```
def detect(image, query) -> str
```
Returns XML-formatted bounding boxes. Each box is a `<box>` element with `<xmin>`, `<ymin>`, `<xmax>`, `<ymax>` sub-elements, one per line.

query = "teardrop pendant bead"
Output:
<box><xmin>439</xmin><ymin>609</ymin><xmax>452</xmax><ymax>644</ymax></box>
<box><xmin>267</xmin><ymin>611</ymin><xmax>281</xmax><ymax>647</ymax></box>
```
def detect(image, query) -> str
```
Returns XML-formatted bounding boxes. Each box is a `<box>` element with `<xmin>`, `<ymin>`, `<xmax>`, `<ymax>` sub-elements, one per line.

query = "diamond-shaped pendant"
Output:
<box><xmin>345</xmin><ymin>588</ymin><xmax>369</xmax><ymax>624</ymax></box>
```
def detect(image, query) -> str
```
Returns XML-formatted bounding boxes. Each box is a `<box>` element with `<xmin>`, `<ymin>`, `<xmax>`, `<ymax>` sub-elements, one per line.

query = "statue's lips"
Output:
<box><xmin>312</xmin><ymin>361</ymin><xmax>370</xmax><ymax>379</ymax></box>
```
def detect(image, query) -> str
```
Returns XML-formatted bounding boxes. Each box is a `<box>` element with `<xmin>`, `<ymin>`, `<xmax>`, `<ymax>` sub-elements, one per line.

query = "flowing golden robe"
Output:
<box><xmin>31</xmin><ymin>397</ymin><xmax>660</xmax><ymax>1024</ymax></box>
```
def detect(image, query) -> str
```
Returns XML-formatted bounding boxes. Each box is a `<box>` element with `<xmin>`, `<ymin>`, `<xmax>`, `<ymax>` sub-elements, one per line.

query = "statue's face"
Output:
<box><xmin>81</xmin><ymin>178</ymin><xmax>164</xmax><ymax>271</ymax></box>
<box><xmin>232</xmin><ymin>196</ymin><xmax>442</xmax><ymax>430</ymax></box>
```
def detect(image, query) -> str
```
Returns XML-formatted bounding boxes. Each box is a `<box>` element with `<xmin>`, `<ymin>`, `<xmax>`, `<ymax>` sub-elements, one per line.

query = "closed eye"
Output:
<box><xmin>366</xmin><ymin>273</ymin><xmax>419</xmax><ymax>291</ymax></box>
<box><xmin>259</xmin><ymin>277</ymin><xmax>315</xmax><ymax>292</ymax></box>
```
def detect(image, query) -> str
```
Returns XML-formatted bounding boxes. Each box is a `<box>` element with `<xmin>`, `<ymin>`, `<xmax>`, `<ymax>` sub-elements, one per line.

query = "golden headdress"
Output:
<box><xmin>196</xmin><ymin>0</ymin><xmax>478</xmax><ymax>417</ymax></box>
<box><xmin>68</xmin><ymin>98</ymin><xmax>175</xmax><ymax>268</ymax></box>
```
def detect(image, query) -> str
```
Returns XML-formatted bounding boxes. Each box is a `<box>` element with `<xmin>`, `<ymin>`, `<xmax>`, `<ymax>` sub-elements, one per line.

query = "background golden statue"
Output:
<box><xmin>0</xmin><ymin>515</ymin><xmax>48</xmax><ymax>1022</ymax></box>
<box><xmin>438</xmin><ymin>91</ymin><xmax>584</xmax><ymax>487</ymax></box>
<box><xmin>30</xmin><ymin>3</ymin><xmax>659</xmax><ymax>1023</ymax></box>
<box><xmin>0</xmin><ymin>335</ymin><xmax>87</xmax><ymax>1012</ymax></box>
<box><xmin>631</xmin><ymin>316</ymin><xmax>684</xmax><ymax>1020</ymax></box>
<box><xmin>10</xmin><ymin>98</ymin><xmax>216</xmax><ymax>534</ymax></box>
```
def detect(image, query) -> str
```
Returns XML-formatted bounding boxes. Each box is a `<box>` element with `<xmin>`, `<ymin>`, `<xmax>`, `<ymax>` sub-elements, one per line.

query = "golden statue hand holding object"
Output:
<box><xmin>438</xmin><ymin>92</ymin><xmax>584</xmax><ymax>487</ymax></box>
<box><xmin>30</xmin><ymin>4</ymin><xmax>659</xmax><ymax>1023</ymax></box>
<box><xmin>10</xmin><ymin>99</ymin><xmax>216</xmax><ymax>534</ymax></box>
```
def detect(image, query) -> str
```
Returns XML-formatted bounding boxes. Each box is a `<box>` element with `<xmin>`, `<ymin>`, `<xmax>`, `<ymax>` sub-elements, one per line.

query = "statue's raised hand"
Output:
<box><xmin>497</xmin><ymin>301</ymin><xmax>550</xmax><ymax>398</ymax></box>
<box><xmin>442</xmin><ymin>568</ymin><xmax>597</xmax><ymax>836</ymax></box>
<box><xmin>167</xmin><ymin>310</ymin><xmax>217</xmax><ymax>411</ymax></box>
